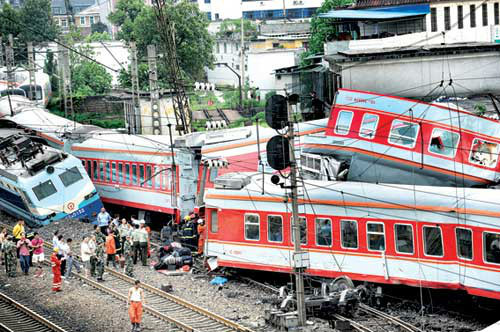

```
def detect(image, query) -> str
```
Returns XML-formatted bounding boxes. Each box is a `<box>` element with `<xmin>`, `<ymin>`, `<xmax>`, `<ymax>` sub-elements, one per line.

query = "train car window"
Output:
<box><xmin>118</xmin><ymin>163</ymin><xmax>123</xmax><ymax>183</ymax></box>
<box><xmin>93</xmin><ymin>161</ymin><xmax>98</xmax><ymax>180</ymax></box>
<box><xmin>483</xmin><ymin>232</ymin><xmax>500</xmax><ymax>264</ymax></box>
<box><xmin>315</xmin><ymin>218</ymin><xmax>332</xmax><ymax>246</ymax></box>
<box><xmin>112</xmin><ymin>162</ymin><xmax>117</xmax><ymax>182</ymax></box>
<box><xmin>291</xmin><ymin>217</ymin><xmax>307</xmax><ymax>244</ymax></box>
<box><xmin>456</xmin><ymin>228</ymin><xmax>473</xmax><ymax>260</ymax></box>
<box><xmin>125</xmin><ymin>164</ymin><xmax>130</xmax><ymax>184</ymax></box>
<box><xmin>341</xmin><ymin>220</ymin><xmax>358</xmax><ymax>249</ymax></box>
<box><xmin>162</xmin><ymin>168</ymin><xmax>168</xmax><ymax>190</ymax></box>
<box><xmin>154</xmin><ymin>166</ymin><xmax>161</xmax><ymax>189</ymax></box>
<box><xmin>367</xmin><ymin>222</ymin><xmax>385</xmax><ymax>251</ymax></box>
<box><xmin>388</xmin><ymin>120</ymin><xmax>419</xmax><ymax>148</ymax></box>
<box><xmin>245</xmin><ymin>214</ymin><xmax>260</xmax><ymax>241</ymax></box>
<box><xmin>334</xmin><ymin>111</ymin><xmax>353</xmax><ymax>135</ymax></box>
<box><xmin>99</xmin><ymin>162</ymin><xmax>104</xmax><ymax>181</ymax></box>
<box><xmin>469</xmin><ymin>138</ymin><xmax>499</xmax><ymax>168</ymax></box>
<box><xmin>423</xmin><ymin>226</ymin><xmax>444</xmax><ymax>256</ymax></box>
<box><xmin>32</xmin><ymin>180</ymin><xmax>57</xmax><ymax>201</ymax></box>
<box><xmin>106</xmin><ymin>162</ymin><xmax>111</xmax><ymax>182</ymax></box>
<box><xmin>359</xmin><ymin>114</ymin><xmax>379</xmax><ymax>139</ymax></box>
<box><xmin>146</xmin><ymin>165</ymin><xmax>152</xmax><ymax>187</ymax></box>
<box><xmin>210</xmin><ymin>210</ymin><xmax>218</xmax><ymax>233</ymax></box>
<box><xmin>59</xmin><ymin>166</ymin><xmax>83</xmax><ymax>187</ymax></box>
<box><xmin>268</xmin><ymin>215</ymin><xmax>283</xmax><ymax>242</ymax></box>
<box><xmin>132</xmin><ymin>164</ymin><xmax>138</xmax><ymax>185</ymax></box>
<box><xmin>395</xmin><ymin>224</ymin><xmax>414</xmax><ymax>254</ymax></box>
<box><xmin>139</xmin><ymin>165</ymin><xmax>145</xmax><ymax>186</ymax></box>
<box><xmin>86</xmin><ymin>160</ymin><xmax>91</xmax><ymax>177</ymax></box>
<box><xmin>428</xmin><ymin>128</ymin><xmax>460</xmax><ymax>157</ymax></box>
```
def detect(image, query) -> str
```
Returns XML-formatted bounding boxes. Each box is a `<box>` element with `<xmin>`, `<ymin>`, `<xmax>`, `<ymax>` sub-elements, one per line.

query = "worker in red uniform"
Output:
<box><xmin>51</xmin><ymin>247</ymin><xmax>64</xmax><ymax>292</ymax></box>
<box><xmin>197</xmin><ymin>219</ymin><xmax>206</xmax><ymax>256</ymax></box>
<box><xmin>128</xmin><ymin>279</ymin><xmax>145</xmax><ymax>332</ymax></box>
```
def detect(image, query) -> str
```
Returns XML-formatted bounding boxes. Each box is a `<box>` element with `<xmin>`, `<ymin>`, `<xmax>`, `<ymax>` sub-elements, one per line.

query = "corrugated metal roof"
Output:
<box><xmin>353</xmin><ymin>0</ymin><xmax>429</xmax><ymax>9</ymax></box>
<box><xmin>319</xmin><ymin>4</ymin><xmax>429</xmax><ymax>20</ymax></box>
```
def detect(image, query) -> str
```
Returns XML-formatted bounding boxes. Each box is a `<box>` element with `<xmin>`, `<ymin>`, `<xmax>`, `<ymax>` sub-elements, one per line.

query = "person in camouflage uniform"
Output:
<box><xmin>123</xmin><ymin>235</ymin><xmax>134</xmax><ymax>277</ymax></box>
<box><xmin>4</xmin><ymin>237</ymin><xmax>17</xmax><ymax>277</ymax></box>
<box><xmin>94</xmin><ymin>225</ymin><xmax>106</xmax><ymax>245</ymax></box>
<box><xmin>95</xmin><ymin>242</ymin><xmax>105</xmax><ymax>281</ymax></box>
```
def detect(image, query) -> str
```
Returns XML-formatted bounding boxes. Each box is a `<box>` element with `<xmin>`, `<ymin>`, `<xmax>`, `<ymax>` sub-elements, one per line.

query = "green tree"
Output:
<box><xmin>301</xmin><ymin>0</ymin><xmax>352</xmax><ymax>65</ymax></box>
<box><xmin>217</xmin><ymin>19</ymin><xmax>258</xmax><ymax>38</ymax></box>
<box><xmin>0</xmin><ymin>3</ymin><xmax>21</xmax><ymax>38</ymax></box>
<box><xmin>85</xmin><ymin>31</ymin><xmax>112</xmax><ymax>42</ymax></box>
<box><xmin>91</xmin><ymin>21</ymin><xmax>109</xmax><ymax>34</ymax></box>
<box><xmin>72</xmin><ymin>61</ymin><xmax>112</xmax><ymax>97</ymax></box>
<box><xmin>109</xmin><ymin>0</ymin><xmax>214</xmax><ymax>83</ymax></box>
<box><xmin>18</xmin><ymin>0</ymin><xmax>59</xmax><ymax>44</ymax></box>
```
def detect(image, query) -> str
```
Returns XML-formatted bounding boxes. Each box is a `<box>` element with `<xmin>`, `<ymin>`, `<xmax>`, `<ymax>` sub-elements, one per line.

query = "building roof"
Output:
<box><xmin>51</xmin><ymin>0</ymin><xmax>96</xmax><ymax>14</ymax></box>
<box><xmin>319</xmin><ymin>4</ymin><xmax>429</xmax><ymax>20</ymax></box>
<box><xmin>353</xmin><ymin>0</ymin><xmax>429</xmax><ymax>9</ymax></box>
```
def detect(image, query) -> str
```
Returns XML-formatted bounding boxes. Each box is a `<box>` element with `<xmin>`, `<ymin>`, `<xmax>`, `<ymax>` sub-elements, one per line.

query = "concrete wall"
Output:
<box><xmin>334</xmin><ymin>51</ymin><xmax>500</xmax><ymax>97</ymax></box>
<box><xmin>247</xmin><ymin>49</ymin><xmax>299</xmax><ymax>91</ymax></box>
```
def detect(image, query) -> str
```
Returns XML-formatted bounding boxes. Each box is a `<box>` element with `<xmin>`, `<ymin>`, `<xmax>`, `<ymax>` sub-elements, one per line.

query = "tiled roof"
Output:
<box><xmin>51</xmin><ymin>0</ymin><xmax>96</xmax><ymax>14</ymax></box>
<box><xmin>353</xmin><ymin>0</ymin><xmax>429</xmax><ymax>9</ymax></box>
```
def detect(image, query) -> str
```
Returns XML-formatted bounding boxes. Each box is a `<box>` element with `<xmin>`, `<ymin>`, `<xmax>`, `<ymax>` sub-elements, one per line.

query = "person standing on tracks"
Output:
<box><xmin>31</xmin><ymin>232</ymin><xmax>44</xmax><ymax>278</ymax></box>
<box><xmin>123</xmin><ymin>234</ymin><xmax>134</xmax><ymax>277</ymax></box>
<box><xmin>17</xmin><ymin>233</ymin><xmax>32</xmax><ymax>275</ymax></box>
<box><xmin>94</xmin><ymin>225</ymin><xmax>106</xmax><ymax>245</ymax></box>
<box><xmin>80</xmin><ymin>236</ymin><xmax>92</xmax><ymax>278</ymax></box>
<box><xmin>138</xmin><ymin>222</ymin><xmax>148</xmax><ymax>266</ymax></box>
<box><xmin>127</xmin><ymin>280</ymin><xmax>145</xmax><ymax>332</ymax></box>
<box><xmin>131</xmin><ymin>224</ymin><xmax>141</xmax><ymax>265</ymax></box>
<box><xmin>119</xmin><ymin>218</ymin><xmax>129</xmax><ymax>250</ymax></box>
<box><xmin>106</xmin><ymin>230</ymin><xmax>117</xmax><ymax>268</ymax></box>
<box><xmin>0</xmin><ymin>227</ymin><xmax>7</xmax><ymax>266</ymax></box>
<box><xmin>12</xmin><ymin>220</ymin><xmax>25</xmax><ymax>257</ymax></box>
<box><xmin>65</xmin><ymin>238</ymin><xmax>81</xmax><ymax>279</ymax></box>
<box><xmin>97</xmin><ymin>207</ymin><xmax>111</xmax><ymax>235</ymax></box>
<box><xmin>95</xmin><ymin>241</ymin><xmax>105</xmax><ymax>281</ymax></box>
<box><xmin>51</xmin><ymin>247</ymin><xmax>64</xmax><ymax>292</ymax></box>
<box><xmin>196</xmin><ymin>219</ymin><xmax>206</xmax><ymax>256</ymax></box>
<box><xmin>4</xmin><ymin>236</ymin><xmax>17</xmax><ymax>277</ymax></box>
<box><xmin>88</xmin><ymin>235</ymin><xmax>97</xmax><ymax>277</ymax></box>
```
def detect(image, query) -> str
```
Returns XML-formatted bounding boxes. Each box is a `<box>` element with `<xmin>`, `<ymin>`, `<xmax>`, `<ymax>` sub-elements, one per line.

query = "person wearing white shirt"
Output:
<box><xmin>52</xmin><ymin>231</ymin><xmax>60</xmax><ymax>250</ymax></box>
<box><xmin>80</xmin><ymin>236</ymin><xmax>92</xmax><ymax>277</ymax></box>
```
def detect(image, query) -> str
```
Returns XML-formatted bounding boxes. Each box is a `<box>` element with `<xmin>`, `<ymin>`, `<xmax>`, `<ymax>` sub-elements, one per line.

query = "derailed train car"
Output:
<box><xmin>204</xmin><ymin>173</ymin><xmax>500</xmax><ymax>300</ymax></box>
<box><xmin>0</xmin><ymin>128</ymin><xmax>102</xmax><ymax>226</ymax></box>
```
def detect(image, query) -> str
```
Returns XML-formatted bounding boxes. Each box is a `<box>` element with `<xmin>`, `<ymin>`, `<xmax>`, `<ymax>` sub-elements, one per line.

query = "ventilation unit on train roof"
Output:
<box><xmin>214</xmin><ymin>173</ymin><xmax>251</xmax><ymax>189</ymax></box>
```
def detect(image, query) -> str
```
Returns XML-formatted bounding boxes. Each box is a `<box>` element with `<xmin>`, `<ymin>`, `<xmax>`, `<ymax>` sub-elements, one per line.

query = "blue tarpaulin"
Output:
<box><xmin>319</xmin><ymin>4</ymin><xmax>430</xmax><ymax>20</ymax></box>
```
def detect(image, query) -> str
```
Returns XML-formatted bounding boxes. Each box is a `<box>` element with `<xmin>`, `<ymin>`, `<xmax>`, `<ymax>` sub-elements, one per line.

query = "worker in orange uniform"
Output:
<box><xmin>105</xmin><ymin>230</ymin><xmax>117</xmax><ymax>268</ymax></box>
<box><xmin>128</xmin><ymin>279</ymin><xmax>145</xmax><ymax>332</ymax></box>
<box><xmin>145</xmin><ymin>224</ymin><xmax>151</xmax><ymax>258</ymax></box>
<box><xmin>197</xmin><ymin>219</ymin><xmax>206</xmax><ymax>256</ymax></box>
<box><xmin>51</xmin><ymin>247</ymin><xmax>64</xmax><ymax>292</ymax></box>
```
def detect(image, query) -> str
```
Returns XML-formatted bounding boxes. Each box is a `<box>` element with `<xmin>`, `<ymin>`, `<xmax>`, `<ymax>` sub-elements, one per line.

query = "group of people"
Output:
<box><xmin>164</xmin><ymin>213</ymin><xmax>206</xmax><ymax>255</ymax></box>
<box><xmin>0</xmin><ymin>220</ymin><xmax>45</xmax><ymax>278</ymax></box>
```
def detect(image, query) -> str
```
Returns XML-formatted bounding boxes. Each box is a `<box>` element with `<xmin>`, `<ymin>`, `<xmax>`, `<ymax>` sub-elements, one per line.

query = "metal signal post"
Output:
<box><xmin>287</xmin><ymin>97</ymin><xmax>307</xmax><ymax>327</ymax></box>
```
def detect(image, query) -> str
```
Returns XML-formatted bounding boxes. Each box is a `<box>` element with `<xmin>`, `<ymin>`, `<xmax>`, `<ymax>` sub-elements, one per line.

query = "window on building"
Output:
<box><xmin>444</xmin><ymin>7</ymin><xmax>451</xmax><ymax>30</ymax></box>
<box><xmin>431</xmin><ymin>7</ymin><xmax>437</xmax><ymax>32</ymax></box>
<box><xmin>341</xmin><ymin>220</ymin><xmax>358</xmax><ymax>249</ymax></box>
<box><xmin>471</xmin><ymin>5</ymin><xmax>477</xmax><ymax>27</ymax></box>
<box><xmin>484</xmin><ymin>232</ymin><xmax>500</xmax><ymax>264</ymax></box>
<box><xmin>424</xmin><ymin>226</ymin><xmax>444</xmax><ymax>256</ymax></box>
<box><xmin>429</xmin><ymin>128</ymin><xmax>460</xmax><ymax>157</ymax></box>
<box><xmin>59</xmin><ymin>166</ymin><xmax>83</xmax><ymax>187</ymax></box>
<box><xmin>223</xmin><ymin>43</ymin><xmax>227</xmax><ymax>53</ymax></box>
<box><xmin>210</xmin><ymin>210</ymin><xmax>218</xmax><ymax>233</ymax></box>
<box><xmin>456</xmin><ymin>228</ymin><xmax>473</xmax><ymax>260</ymax></box>
<box><xmin>334</xmin><ymin>111</ymin><xmax>353</xmax><ymax>135</ymax></box>
<box><xmin>206</xmin><ymin>12</ymin><xmax>211</xmax><ymax>20</ymax></box>
<box><xmin>215</xmin><ymin>13</ymin><xmax>219</xmax><ymax>20</ymax></box>
<box><xmin>245</xmin><ymin>214</ymin><xmax>260</xmax><ymax>240</ymax></box>
<box><xmin>359</xmin><ymin>113</ymin><xmax>379</xmax><ymax>139</ymax></box>
<box><xmin>495</xmin><ymin>3</ymin><xmax>499</xmax><ymax>25</ymax></box>
<box><xmin>204</xmin><ymin>0</ymin><xmax>210</xmax><ymax>3</ymax></box>
<box><xmin>236</xmin><ymin>64</ymin><xmax>240</xmax><ymax>70</ymax></box>
<box><xmin>291</xmin><ymin>217</ymin><xmax>307</xmax><ymax>244</ymax></box>
<box><xmin>395</xmin><ymin>224</ymin><xmax>414</xmax><ymax>254</ymax></box>
<box><xmin>483</xmin><ymin>3</ymin><xmax>488</xmax><ymax>26</ymax></box>
<box><xmin>32</xmin><ymin>180</ymin><xmax>57</xmax><ymax>201</ymax></box>
<box><xmin>367</xmin><ymin>222</ymin><xmax>385</xmax><ymax>251</ymax></box>
<box><xmin>388</xmin><ymin>120</ymin><xmax>419</xmax><ymax>148</ymax></box>
<box><xmin>90</xmin><ymin>16</ymin><xmax>95</xmax><ymax>25</ymax></box>
<box><xmin>315</xmin><ymin>218</ymin><xmax>332</xmax><ymax>246</ymax></box>
<box><xmin>216</xmin><ymin>43</ymin><xmax>220</xmax><ymax>54</ymax></box>
<box><xmin>80</xmin><ymin>16</ymin><xmax>85</xmax><ymax>25</ymax></box>
<box><xmin>470</xmin><ymin>138</ymin><xmax>499</xmax><ymax>168</ymax></box>
<box><xmin>272</xmin><ymin>42</ymin><xmax>280</xmax><ymax>48</ymax></box>
<box><xmin>268</xmin><ymin>215</ymin><xmax>283</xmax><ymax>242</ymax></box>
<box><xmin>62</xmin><ymin>19</ymin><xmax>68</xmax><ymax>27</ymax></box>
<box><xmin>458</xmin><ymin>5</ymin><xmax>464</xmax><ymax>29</ymax></box>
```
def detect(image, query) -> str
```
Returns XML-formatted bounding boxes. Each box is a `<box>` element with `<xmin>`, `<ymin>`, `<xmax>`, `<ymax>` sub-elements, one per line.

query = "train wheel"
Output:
<box><xmin>332</xmin><ymin>276</ymin><xmax>355</xmax><ymax>291</ymax></box>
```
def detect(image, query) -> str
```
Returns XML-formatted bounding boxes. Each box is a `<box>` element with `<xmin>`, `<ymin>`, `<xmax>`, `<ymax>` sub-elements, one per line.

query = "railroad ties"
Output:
<box><xmin>0</xmin><ymin>291</ymin><xmax>68</xmax><ymax>332</ymax></box>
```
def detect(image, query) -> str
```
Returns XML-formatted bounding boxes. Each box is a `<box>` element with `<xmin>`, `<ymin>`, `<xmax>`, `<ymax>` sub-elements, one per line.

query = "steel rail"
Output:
<box><xmin>359</xmin><ymin>304</ymin><xmax>424</xmax><ymax>332</ymax></box>
<box><xmin>0</xmin><ymin>291</ymin><xmax>69</xmax><ymax>332</ymax></box>
<box><xmin>332</xmin><ymin>313</ymin><xmax>375</xmax><ymax>332</ymax></box>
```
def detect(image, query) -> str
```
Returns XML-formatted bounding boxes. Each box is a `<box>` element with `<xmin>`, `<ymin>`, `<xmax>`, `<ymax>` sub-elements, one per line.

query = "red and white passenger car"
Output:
<box><xmin>205</xmin><ymin>173</ymin><xmax>500</xmax><ymax>299</ymax></box>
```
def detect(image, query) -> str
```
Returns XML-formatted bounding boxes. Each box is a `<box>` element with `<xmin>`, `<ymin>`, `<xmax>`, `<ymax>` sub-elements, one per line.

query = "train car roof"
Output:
<box><xmin>206</xmin><ymin>172</ymin><xmax>500</xmax><ymax>218</ymax></box>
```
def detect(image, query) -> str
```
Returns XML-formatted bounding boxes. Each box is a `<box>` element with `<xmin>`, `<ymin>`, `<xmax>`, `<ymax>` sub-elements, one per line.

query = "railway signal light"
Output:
<box><xmin>266</xmin><ymin>135</ymin><xmax>290</xmax><ymax>171</ymax></box>
<box><xmin>265</xmin><ymin>94</ymin><xmax>288</xmax><ymax>130</ymax></box>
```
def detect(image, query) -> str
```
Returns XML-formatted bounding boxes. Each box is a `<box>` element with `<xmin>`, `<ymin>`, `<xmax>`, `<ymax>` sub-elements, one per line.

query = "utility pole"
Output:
<box><xmin>147</xmin><ymin>44</ymin><xmax>161</xmax><ymax>135</ymax></box>
<box><xmin>287</xmin><ymin>96</ymin><xmax>307</xmax><ymax>326</ymax></box>
<box><xmin>240</xmin><ymin>16</ymin><xmax>245</xmax><ymax>107</ymax></box>
<box><xmin>130</xmin><ymin>42</ymin><xmax>140</xmax><ymax>134</ymax></box>
<box><xmin>6</xmin><ymin>34</ymin><xmax>15</xmax><ymax>92</ymax></box>
<box><xmin>60</xmin><ymin>45</ymin><xmax>74</xmax><ymax>125</ymax></box>
<box><xmin>0</xmin><ymin>36</ymin><xmax>4</xmax><ymax>68</ymax></box>
<box><xmin>27</xmin><ymin>42</ymin><xmax>38</xmax><ymax>104</ymax></box>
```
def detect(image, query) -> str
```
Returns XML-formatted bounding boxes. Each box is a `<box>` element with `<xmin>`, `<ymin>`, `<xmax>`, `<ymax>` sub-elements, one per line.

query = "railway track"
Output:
<box><xmin>0</xmin><ymin>222</ymin><xmax>255</xmax><ymax>332</ymax></box>
<box><xmin>0</xmin><ymin>291</ymin><xmax>68</xmax><ymax>332</ymax></box>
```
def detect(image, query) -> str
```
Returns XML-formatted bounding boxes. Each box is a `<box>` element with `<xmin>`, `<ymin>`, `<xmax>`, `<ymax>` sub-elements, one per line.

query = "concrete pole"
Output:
<box><xmin>240</xmin><ymin>15</ymin><xmax>245</xmax><ymax>106</ymax></box>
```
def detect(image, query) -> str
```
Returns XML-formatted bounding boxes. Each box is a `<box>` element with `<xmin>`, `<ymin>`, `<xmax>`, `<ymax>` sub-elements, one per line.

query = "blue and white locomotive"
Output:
<box><xmin>0</xmin><ymin>128</ymin><xmax>103</xmax><ymax>226</ymax></box>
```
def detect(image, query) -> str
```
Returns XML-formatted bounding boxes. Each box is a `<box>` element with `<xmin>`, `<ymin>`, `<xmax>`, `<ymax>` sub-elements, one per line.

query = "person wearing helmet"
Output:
<box><xmin>197</xmin><ymin>219</ymin><xmax>206</xmax><ymax>256</ymax></box>
<box><xmin>51</xmin><ymin>247</ymin><xmax>65</xmax><ymax>292</ymax></box>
